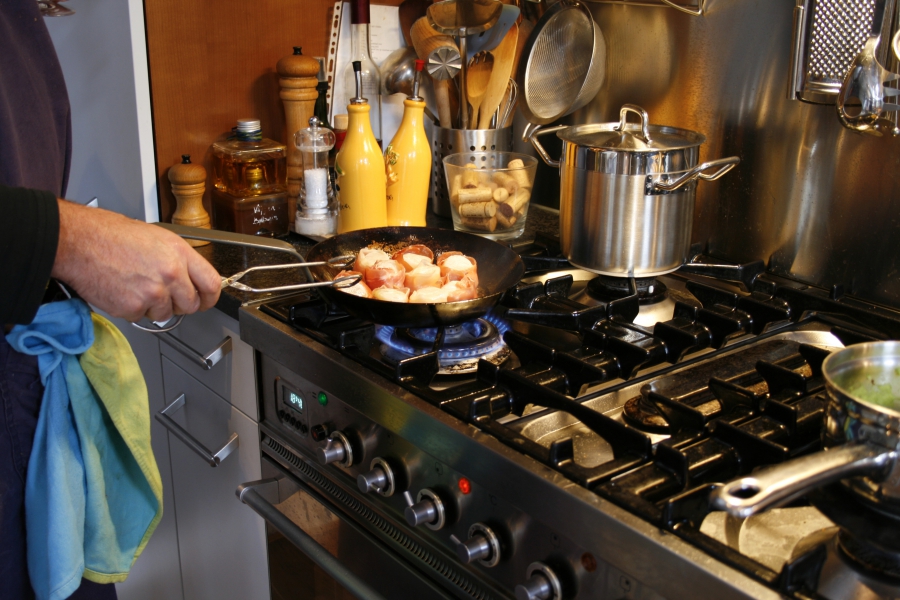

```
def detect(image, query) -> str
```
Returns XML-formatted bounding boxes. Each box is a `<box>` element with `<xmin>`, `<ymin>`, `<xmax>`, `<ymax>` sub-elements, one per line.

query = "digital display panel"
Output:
<box><xmin>282</xmin><ymin>386</ymin><xmax>304</xmax><ymax>414</ymax></box>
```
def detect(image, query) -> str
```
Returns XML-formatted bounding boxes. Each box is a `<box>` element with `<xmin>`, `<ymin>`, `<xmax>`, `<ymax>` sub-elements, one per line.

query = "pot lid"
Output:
<box><xmin>559</xmin><ymin>105</ymin><xmax>706</xmax><ymax>152</ymax></box>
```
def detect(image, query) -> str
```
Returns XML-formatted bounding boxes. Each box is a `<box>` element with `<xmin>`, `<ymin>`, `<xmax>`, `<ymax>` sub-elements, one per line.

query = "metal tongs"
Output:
<box><xmin>836</xmin><ymin>0</ymin><xmax>900</xmax><ymax>136</ymax></box>
<box><xmin>221</xmin><ymin>256</ymin><xmax>357</xmax><ymax>293</ymax></box>
<box><xmin>132</xmin><ymin>224</ymin><xmax>361</xmax><ymax>333</ymax></box>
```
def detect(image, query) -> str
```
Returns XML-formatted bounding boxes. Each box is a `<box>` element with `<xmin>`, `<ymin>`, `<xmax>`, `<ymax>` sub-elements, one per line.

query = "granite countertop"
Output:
<box><xmin>196</xmin><ymin>205</ymin><xmax>560</xmax><ymax>320</ymax></box>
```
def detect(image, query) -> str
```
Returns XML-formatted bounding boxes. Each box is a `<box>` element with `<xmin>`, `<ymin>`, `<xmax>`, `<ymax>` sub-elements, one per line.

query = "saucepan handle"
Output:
<box><xmin>526</xmin><ymin>123</ymin><xmax>567</xmax><ymax>168</ymax></box>
<box><xmin>652</xmin><ymin>156</ymin><xmax>741</xmax><ymax>192</ymax></box>
<box><xmin>711</xmin><ymin>443</ymin><xmax>896</xmax><ymax>519</ymax></box>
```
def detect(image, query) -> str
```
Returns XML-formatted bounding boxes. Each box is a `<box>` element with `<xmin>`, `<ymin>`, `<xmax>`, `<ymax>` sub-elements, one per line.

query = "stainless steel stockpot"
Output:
<box><xmin>713</xmin><ymin>341</ymin><xmax>900</xmax><ymax>519</ymax></box>
<box><xmin>528</xmin><ymin>105</ymin><xmax>740</xmax><ymax>278</ymax></box>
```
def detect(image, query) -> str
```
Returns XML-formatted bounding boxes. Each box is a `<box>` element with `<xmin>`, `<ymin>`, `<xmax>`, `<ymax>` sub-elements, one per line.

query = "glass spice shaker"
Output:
<box><xmin>294</xmin><ymin>116</ymin><xmax>337</xmax><ymax>236</ymax></box>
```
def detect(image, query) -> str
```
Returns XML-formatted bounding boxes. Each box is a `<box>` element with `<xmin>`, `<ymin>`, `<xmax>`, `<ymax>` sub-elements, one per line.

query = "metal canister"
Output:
<box><xmin>529</xmin><ymin>105</ymin><xmax>740</xmax><ymax>278</ymax></box>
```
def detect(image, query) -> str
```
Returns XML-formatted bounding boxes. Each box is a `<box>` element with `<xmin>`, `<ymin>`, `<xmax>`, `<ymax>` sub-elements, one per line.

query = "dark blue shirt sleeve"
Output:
<box><xmin>1</xmin><ymin>185</ymin><xmax>59</xmax><ymax>325</ymax></box>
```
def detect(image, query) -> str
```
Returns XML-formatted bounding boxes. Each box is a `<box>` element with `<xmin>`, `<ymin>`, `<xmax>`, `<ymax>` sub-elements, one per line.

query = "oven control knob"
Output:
<box><xmin>403</xmin><ymin>489</ymin><xmax>446</xmax><ymax>530</ymax></box>
<box><xmin>357</xmin><ymin>458</ymin><xmax>396</xmax><ymax>496</ymax></box>
<box><xmin>316</xmin><ymin>430</ymin><xmax>353</xmax><ymax>468</ymax></box>
<box><xmin>310</xmin><ymin>424</ymin><xmax>329</xmax><ymax>442</ymax></box>
<box><xmin>515</xmin><ymin>562</ymin><xmax>562</xmax><ymax>600</ymax></box>
<box><xmin>451</xmin><ymin>523</ymin><xmax>501</xmax><ymax>567</ymax></box>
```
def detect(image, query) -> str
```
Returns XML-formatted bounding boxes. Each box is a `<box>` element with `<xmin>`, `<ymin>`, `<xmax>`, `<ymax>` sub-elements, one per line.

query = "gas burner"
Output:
<box><xmin>785</xmin><ymin>529</ymin><xmax>900</xmax><ymax>600</ymax></box>
<box><xmin>622</xmin><ymin>391</ymin><xmax>669</xmax><ymax>433</ymax></box>
<box><xmin>585</xmin><ymin>275</ymin><xmax>668</xmax><ymax>305</ymax></box>
<box><xmin>376</xmin><ymin>312</ymin><xmax>511</xmax><ymax>375</ymax></box>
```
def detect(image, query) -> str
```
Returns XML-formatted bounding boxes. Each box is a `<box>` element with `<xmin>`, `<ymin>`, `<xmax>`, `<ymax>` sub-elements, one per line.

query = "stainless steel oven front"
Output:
<box><xmin>243</xmin><ymin>353</ymin><xmax>543</xmax><ymax>600</ymax></box>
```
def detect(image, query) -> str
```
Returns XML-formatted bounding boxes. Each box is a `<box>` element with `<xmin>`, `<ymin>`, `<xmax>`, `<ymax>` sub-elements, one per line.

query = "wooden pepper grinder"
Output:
<box><xmin>277</xmin><ymin>47</ymin><xmax>320</xmax><ymax>227</ymax></box>
<box><xmin>168</xmin><ymin>154</ymin><xmax>210</xmax><ymax>247</ymax></box>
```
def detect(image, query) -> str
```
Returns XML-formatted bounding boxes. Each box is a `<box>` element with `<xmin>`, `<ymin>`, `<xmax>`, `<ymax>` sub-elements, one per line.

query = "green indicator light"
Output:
<box><xmin>317</xmin><ymin>392</ymin><xmax>328</xmax><ymax>406</ymax></box>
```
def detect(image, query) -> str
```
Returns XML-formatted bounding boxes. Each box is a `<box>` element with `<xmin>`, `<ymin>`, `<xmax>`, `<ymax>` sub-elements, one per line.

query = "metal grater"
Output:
<box><xmin>789</xmin><ymin>0</ymin><xmax>881</xmax><ymax>103</ymax></box>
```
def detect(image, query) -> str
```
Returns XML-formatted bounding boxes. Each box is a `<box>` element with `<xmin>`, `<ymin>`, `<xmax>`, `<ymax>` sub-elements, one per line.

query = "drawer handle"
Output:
<box><xmin>237</xmin><ymin>478</ymin><xmax>388</xmax><ymax>600</ymax></box>
<box><xmin>159</xmin><ymin>332</ymin><xmax>232</xmax><ymax>370</ymax></box>
<box><xmin>156</xmin><ymin>394</ymin><xmax>239</xmax><ymax>467</ymax></box>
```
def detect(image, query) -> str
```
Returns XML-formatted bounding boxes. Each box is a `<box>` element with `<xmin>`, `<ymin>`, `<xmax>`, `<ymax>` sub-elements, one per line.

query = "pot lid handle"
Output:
<box><xmin>614</xmin><ymin>104</ymin><xmax>652</xmax><ymax>145</ymax></box>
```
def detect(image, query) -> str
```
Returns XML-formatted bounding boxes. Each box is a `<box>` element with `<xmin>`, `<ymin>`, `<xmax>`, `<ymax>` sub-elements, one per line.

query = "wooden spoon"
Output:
<box><xmin>478</xmin><ymin>22</ymin><xmax>517</xmax><ymax>129</ymax></box>
<box><xmin>467</xmin><ymin>51</ymin><xmax>493</xmax><ymax>128</ymax></box>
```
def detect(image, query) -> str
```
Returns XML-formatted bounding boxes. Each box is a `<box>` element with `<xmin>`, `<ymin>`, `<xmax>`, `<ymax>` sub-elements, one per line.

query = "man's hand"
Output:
<box><xmin>51</xmin><ymin>200</ymin><xmax>221</xmax><ymax>322</ymax></box>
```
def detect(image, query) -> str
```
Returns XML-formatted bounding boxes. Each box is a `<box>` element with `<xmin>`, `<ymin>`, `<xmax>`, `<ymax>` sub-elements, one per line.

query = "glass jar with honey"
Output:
<box><xmin>211</xmin><ymin>119</ymin><xmax>289</xmax><ymax>236</ymax></box>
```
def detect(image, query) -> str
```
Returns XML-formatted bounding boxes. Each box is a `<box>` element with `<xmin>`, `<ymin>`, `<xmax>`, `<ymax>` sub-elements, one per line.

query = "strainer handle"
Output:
<box><xmin>616</xmin><ymin>105</ymin><xmax>652</xmax><ymax>144</ymax></box>
<box><xmin>526</xmin><ymin>124</ymin><xmax>567</xmax><ymax>168</ymax></box>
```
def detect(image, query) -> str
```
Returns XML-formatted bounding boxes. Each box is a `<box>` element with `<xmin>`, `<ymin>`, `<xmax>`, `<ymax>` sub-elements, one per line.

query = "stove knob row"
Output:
<box><xmin>451</xmin><ymin>523</ymin><xmax>501</xmax><ymax>567</ymax></box>
<box><xmin>403</xmin><ymin>489</ymin><xmax>446</xmax><ymax>530</ymax></box>
<box><xmin>316</xmin><ymin>430</ymin><xmax>354</xmax><ymax>468</ymax></box>
<box><xmin>515</xmin><ymin>562</ymin><xmax>562</xmax><ymax>600</ymax></box>
<box><xmin>357</xmin><ymin>458</ymin><xmax>396</xmax><ymax>497</ymax></box>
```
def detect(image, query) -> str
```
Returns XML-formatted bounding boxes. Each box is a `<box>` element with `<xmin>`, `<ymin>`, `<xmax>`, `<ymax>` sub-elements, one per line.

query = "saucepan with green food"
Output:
<box><xmin>713</xmin><ymin>341</ymin><xmax>900</xmax><ymax>518</ymax></box>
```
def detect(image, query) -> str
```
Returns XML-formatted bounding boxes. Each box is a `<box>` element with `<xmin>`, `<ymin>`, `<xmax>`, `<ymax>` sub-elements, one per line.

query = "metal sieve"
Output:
<box><xmin>516</xmin><ymin>1</ymin><xmax>606</xmax><ymax>125</ymax></box>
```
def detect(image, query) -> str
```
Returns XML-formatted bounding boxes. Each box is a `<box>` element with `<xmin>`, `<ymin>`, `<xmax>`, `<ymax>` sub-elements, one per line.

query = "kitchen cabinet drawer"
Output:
<box><xmin>103</xmin><ymin>315</ymin><xmax>184</xmax><ymax>600</ymax></box>
<box><xmin>158</xmin><ymin>308</ymin><xmax>257</xmax><ymax>419</ymax></box>
<box><xmin>160</xmin><ymin>357</ymin><xmax>268</xmax><ymax>600</ymax></box>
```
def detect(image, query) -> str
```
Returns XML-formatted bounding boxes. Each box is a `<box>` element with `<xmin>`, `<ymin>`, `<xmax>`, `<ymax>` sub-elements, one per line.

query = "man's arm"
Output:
<box><xmin>1</xmin><ymin>184</ymin><xmax>221</xmax><ymax>325</ymax></box>
<box><xmin>51</xmin><ymin>199</ymin><xmax>221</xmax><ymax>323</ymax></box>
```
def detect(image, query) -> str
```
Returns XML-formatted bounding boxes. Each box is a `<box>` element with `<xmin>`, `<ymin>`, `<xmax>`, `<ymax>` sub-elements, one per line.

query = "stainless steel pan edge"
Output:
<box><xmin>713</xmin><ymin>341</ymin><xmax>900</xmax><ymax>518</ymax></box>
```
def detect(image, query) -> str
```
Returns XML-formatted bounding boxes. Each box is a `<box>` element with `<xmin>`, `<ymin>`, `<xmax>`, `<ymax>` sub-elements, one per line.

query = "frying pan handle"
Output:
<box><xmin>711</xmin><ymin>443</ymin><xmax>896</xmax><ymax>518</ymax></box>
<box><xmin>652</xmin><ymin>156</ymin><xmax>740</xmax><ymax>192</ymax></box>
<box><xmin>526</xmin><ymin>123</ymin><xmax>566</xmax><ymax>168</ymax></box>
<box><xmin>155</xmin><ymin>222</ymin><xmax>306</xmax><ymax>262</ymax></box>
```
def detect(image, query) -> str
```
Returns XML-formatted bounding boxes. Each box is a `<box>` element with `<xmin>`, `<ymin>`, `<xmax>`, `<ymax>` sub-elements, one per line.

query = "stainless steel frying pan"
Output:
<box><xmin>139</xmin><ymin>224</ymin><xmax>524</xmax><ymax>331</ymax></box>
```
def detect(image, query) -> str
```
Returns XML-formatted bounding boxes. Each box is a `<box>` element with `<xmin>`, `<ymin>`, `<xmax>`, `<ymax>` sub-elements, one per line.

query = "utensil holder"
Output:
<box><xmin>431</xmin><ymin>126</ymin><xmax>512</xmax><ymax>218</ymax></box>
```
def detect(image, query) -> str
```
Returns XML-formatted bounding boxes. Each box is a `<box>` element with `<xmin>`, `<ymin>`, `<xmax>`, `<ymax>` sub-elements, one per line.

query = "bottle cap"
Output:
<box><xmin>349</xmin><ymin>0</ymin><xmax>370</xmax><ymax>25</ymax></box>
<box><xmin>351</xmin><ymin>61</ymin><xmax>367</xmax><ymax>104</ymax></box>
<box><xmin>236</xmin><ymin>119</ymin><xmax>261</xmax><ymax>133</ymax></box>
<box><xmin>334</xmin><ymin>114</ymin><xmax>349</xmax><ymax>130</ymax></box>
<box><xmin>411</xmin><ymin>60</ymin><xmax>425</xmax><ymax>100</ymax></box>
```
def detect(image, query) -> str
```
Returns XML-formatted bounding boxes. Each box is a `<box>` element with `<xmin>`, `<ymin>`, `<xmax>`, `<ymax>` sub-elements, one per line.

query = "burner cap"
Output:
<box><xmin>375</xmin><ymin>313</ymin><xmax>512</xmax><ymax>375</ymax></box>
<box><xmin>586</xmin><ymin>275</ymin><xmax>668</xmax><ymax>305</ymax></box>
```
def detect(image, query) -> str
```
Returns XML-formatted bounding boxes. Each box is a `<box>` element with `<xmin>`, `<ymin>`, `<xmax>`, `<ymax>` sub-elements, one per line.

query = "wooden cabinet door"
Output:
<box><xmin>161</xmin><ymin>357</ymin><xmax>269</xmax><ymax>600</ymax></box>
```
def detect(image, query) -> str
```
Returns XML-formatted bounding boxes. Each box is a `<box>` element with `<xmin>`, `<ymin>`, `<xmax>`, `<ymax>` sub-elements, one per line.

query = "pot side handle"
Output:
<box><xmin>653</xmin><ymin>155</ymin><xmax>741</xmax><ymax>192</ymax></box>
<box><xmin>710</xmin><ymin>443</ymin><xmax>896</xmax><ymax>519</ymax></box>
<box><xmin>526</xmin><ymin>123</ymin><xmax>567</xmax><ymax>168</ymax></box>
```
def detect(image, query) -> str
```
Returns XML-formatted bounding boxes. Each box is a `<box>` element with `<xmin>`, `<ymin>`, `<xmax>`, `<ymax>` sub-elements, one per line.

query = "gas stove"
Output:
<box><xmin>240</xmin><ymin>238</ymin><xmax>900</xmax><ymax>600</ymax></box>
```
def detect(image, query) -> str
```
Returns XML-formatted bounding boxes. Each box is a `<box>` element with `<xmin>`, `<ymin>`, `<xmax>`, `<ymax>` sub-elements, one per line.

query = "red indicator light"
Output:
<box><xmin>458</xmin><ymin>477</ymin><xmax>472</xmax><ymax>495</ymax></box>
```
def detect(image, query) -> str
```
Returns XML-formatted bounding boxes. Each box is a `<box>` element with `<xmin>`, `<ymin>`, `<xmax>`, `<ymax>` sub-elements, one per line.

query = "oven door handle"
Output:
<box><xmin>237</xmin><ymin>478</ymin><xmax>389</xmax><ymax>600</ymax></box>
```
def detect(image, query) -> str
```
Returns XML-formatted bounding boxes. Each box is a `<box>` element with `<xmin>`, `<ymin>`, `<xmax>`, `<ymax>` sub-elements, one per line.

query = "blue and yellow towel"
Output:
<box><xmin>8</xmin><ymin>299</ymin><xmax>163</xmax><ymax>600</ymax></box>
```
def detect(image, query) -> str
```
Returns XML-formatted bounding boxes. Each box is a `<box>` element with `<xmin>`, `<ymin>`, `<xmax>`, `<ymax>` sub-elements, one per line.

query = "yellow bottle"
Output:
<box><xmin>335</xmin><ymin>61</ymin><xmax>387</xmax><ymax>233</ymax></box>
<box><xmin>384</xmin><ymin>60</ymin><xmax>431</xmax><ymax>227</ymax></box>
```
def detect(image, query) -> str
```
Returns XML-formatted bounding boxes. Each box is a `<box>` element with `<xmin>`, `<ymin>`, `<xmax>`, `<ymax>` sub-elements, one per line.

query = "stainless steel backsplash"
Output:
<box><xmin>553</xmin><ymin>0</ymin><xmax>900</xmax><ymax>309</ymax></box>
